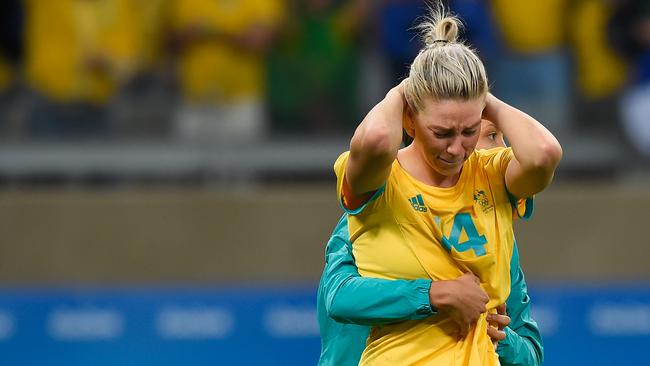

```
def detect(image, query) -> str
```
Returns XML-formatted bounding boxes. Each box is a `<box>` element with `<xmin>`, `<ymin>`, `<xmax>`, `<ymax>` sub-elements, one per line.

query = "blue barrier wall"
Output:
<box><xmin>0</xmin><ymin>284</ymin><xmax>648</xmax><ymax>365</ymax></box>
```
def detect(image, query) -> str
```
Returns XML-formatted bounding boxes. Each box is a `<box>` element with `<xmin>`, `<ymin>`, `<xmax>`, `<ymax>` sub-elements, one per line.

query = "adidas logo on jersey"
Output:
<box><xmin>409</xmin><ymin>194</ymin><xmax>428</xmax><ymax>212</ymax></box>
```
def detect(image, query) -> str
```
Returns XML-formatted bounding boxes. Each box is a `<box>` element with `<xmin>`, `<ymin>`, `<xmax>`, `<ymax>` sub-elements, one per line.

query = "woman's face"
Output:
<box><xmin>476</xmin><ymin>119</ymin><xmax>505</xmax><ymax>150</ymax></box>
<box><xmin>411</xmin><ymin>98</ymin><xmax>485</xmax><ymax>177</ymax></box>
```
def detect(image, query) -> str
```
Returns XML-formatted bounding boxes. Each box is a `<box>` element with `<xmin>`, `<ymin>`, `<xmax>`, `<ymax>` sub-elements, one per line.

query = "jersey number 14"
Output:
<box><xmin>435</xmin><ymin>213</ymin><xmax>487</xmax><ymax>256</ymax></box>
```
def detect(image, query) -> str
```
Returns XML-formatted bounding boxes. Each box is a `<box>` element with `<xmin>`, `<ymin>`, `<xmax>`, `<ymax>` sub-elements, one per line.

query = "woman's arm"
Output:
<box><xmin>482</xmin><ymin>94</ymin><xmax>563</xmax><ymax>199</ymax></box>
<box><xmin>322</xmin><ymin>234</ymin><xmax>434</xmax><ymax>325</ymax></box>
<box><xmin>321</xmin><ymin>221</ymin><xmax>488</xmax><ymax>329</ymax></box>
<box><xmin>497</xmin><ymin>243</ymin><xmax>544</xmax><ymax>366</ymax></box>
<box><xmin>345</xmin><ymin>84</ymin><xmax>406</xmax><ymax>197</ymax></box>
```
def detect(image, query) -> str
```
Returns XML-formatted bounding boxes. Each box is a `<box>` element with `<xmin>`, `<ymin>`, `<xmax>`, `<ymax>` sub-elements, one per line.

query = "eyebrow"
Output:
<box><xmin>482</xmin><ymin>124</ymin><xmax>498</xmax><ymax>132</ymax></box>
<box><xmin>432</xmin><ymin>120</ymin><xmax>482</xmax><ymax>132</ymax></box>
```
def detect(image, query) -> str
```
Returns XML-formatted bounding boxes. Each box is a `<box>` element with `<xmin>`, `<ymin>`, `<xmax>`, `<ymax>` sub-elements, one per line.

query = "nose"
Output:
<box><xmin>446</xmin><ymin>137</ymin><xmax>465</xmax><ymax>157</ymax></box>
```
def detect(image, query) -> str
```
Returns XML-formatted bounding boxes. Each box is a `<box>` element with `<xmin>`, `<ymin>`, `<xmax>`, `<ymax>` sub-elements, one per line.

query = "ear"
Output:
<box><xmin>402</xmin><ymin>103</ymin><xmax>416</xmax><ymax>138</ymax></box>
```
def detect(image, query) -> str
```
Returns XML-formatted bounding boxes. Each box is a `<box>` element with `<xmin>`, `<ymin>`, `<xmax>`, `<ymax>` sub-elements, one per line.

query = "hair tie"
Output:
<box><xmin>426</xmin><ymin>39</ymin><xmax>449</xmax><ymax>49</ymax></box>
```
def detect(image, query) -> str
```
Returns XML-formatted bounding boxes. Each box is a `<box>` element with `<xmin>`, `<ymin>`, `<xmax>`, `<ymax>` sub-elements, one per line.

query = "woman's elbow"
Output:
<box><xmin>527</xmin><ymin>139</ymin><xmax>563</xmax><ymax>173</ymax></box>
<box><xmin>326</xmin><ymin>298</ymin><xmax>353</xmax><ymax>323</ymax></box>
<box><xmin>540</xmin><ymin>139</ymin><xmax>563</xmax><ymax>170</ymax></box>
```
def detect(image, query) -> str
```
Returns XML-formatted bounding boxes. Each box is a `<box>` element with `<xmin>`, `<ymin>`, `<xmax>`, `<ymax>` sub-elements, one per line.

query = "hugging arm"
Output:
<box><xmin>497</xmin><ymin>243</ymin><xmax>544</xmax><ymax>366</ymax></box>
<box><xmin>322</xmin><ymin>222</ymin><xmax>487</xmax><ymax>331</ymax></box>
<box><xmin>322</xmin><ymin>234</ymin><xmax>434</xmax><ymax>325</ymax></box>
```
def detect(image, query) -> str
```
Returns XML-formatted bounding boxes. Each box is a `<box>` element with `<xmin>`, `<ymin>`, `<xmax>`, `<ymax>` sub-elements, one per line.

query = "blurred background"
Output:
<box><xmin>0</xmin><ymin>0</ymin><xmax>648</xmax><ymax>364</ymax></box>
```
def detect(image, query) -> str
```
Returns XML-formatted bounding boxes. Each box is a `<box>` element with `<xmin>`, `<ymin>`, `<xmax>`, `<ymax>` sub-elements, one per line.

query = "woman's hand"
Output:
<box><xmin>429</xmin><ymin>272</ymin><xmax>489</xmax><ymax>337</ymax></box>
<box><xmin>481</xmin><ymin>93</ymin><xmax>502</xmax><ymax>126</ymax></box>
<box><xmin>487</xmin><ymin>303</ymin><xmax>510</xmax><ymax>348</ymax></box>
<box><xmin>398</xmin><ymin>79</ymin><xmax>416</xmax><ymax>139</ymax></box>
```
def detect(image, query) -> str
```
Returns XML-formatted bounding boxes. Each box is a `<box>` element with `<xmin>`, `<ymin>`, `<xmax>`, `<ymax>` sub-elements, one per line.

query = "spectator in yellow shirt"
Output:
<box><xmin>569</xmin><ymin>0</ymin><xmax>628</xmax><ymax>141</ymax></box>
<box><xmin>24</xmin><ymin>0</ymin><xmax>143</xmax><ymax>139</ymax></box>
<box><xmin>169</xmin><ymin>0</ymin><xmax>284</xmax><ymax>144</ymax></box>
<box><xmin>488</xmin><ymin>0</ymin><xmax>571</xmax><ymax>141</ymax></box>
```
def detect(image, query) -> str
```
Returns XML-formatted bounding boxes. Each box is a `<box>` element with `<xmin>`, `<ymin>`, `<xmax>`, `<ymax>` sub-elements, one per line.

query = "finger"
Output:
<box><xmin>469</xmin><ymin>313</ymin><xmax>481</xmax><ymax>324</ymax></box>
<box><xmin>487</xmin><ymin>314</ymin><xmax>511</xmax><ymax>329</ymax></box>
<box><xmin>458</xmin><ymin>323</ymin><xmax>470</xmax><ymax>338</ymax></box>
<box><xmin>486</xmin><ymin>326</ymin><xmax>506</xmax><ymax>342</ymax></box>
<box><xmin>497</xmin><ymin>303</ymin><xmax>507</xmax><ymax>315</ymax></box>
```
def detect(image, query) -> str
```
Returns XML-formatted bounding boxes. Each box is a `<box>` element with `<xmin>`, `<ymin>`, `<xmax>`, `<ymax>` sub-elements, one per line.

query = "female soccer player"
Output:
<box><xmin>332</xmin><ymin>6</ymin><xmax>561</xmax><ymax>365</ymax></box>
<box><xmin>318</xmin><ymin>120</ymin><xmax>542</xmax><ymax>366</ymax></box>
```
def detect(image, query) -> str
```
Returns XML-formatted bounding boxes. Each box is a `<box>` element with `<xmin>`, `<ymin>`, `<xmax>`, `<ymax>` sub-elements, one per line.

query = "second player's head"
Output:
<box><xmin>476</xmin><ymin>119</ymin><xmax>505</xmax><ymax>150</ymax></box>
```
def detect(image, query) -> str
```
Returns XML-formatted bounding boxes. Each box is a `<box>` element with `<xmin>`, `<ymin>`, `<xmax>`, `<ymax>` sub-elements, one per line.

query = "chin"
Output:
<box><xmin>435</xmin><ymin>163</ymin><xmax>462</xmax><ymax>177</ymax></box>
<box><xmin>448</xmin><ymin>166</ymin><xmax>463</xmax><ymax>176</ymax></box>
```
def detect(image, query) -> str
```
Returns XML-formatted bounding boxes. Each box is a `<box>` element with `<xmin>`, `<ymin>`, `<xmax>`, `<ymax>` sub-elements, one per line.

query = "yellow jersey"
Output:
<box><xmin>170</xmin><ymin>0</ymin><xmax>283</xmax><ymax>103</ymax></box>
<box><xmin>24</xmin><ymin>0</ymin><xmax>141</xmax><ymax>103</ymax></box>
<box><xmin>570</xmin><ymin>0</ymin><xmax>627</xmax><ymax>98</ymax></box>
<box><xmin>334</xmin><ymin>147</ymin><xmax>518</xmax><ymax>366</ymax></box>
<box><xmin>490</xmin><ymin>0</ymin><xmax>566</xmax><ymax>54</ymax></box>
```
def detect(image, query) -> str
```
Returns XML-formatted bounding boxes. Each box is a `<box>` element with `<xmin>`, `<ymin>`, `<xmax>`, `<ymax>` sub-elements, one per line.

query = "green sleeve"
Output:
<box><xmin>497</xmin><ymin>242</ymin><xmax>545</xmax><ymax>366</ymax></box>
<box><xmin>322</xmin><ymin>218</ymin><xmax>434</xmax><ymax>325</ymax></box>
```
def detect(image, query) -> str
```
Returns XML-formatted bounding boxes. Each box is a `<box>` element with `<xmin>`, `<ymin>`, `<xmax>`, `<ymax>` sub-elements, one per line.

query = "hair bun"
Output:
<box><xmin>404</xmin><ymin>2</ymin><xmax>488</xmax><ymax>112</ymax></box>
<box><xmin>418</xmin><ymin>3</ymin><xmax>462</xmax><ymax>47</ymax></box>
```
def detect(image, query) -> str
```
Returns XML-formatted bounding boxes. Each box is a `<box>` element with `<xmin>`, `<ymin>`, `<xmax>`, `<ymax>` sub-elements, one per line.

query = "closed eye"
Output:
<box><xmin>462</xmin><ymin>129</ymin><xmax>478</xmax><ymax>137</ymax></box>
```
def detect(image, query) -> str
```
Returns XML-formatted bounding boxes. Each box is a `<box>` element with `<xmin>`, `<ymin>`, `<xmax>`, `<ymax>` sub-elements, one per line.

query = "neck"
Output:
<box><xmin>398</xmin><ymin>146</ymin><xmax>462</xmax><ymax>188</ymax></box>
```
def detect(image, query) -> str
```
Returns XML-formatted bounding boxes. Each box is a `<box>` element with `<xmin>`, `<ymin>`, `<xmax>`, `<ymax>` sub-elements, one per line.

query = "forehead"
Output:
<box><xmin>417</xmin><ymin>98</ymin><xmax>484</xmax><ymax>130</ymax></box>
<box><xmin>480</xmin><ymin>119</ymin><xmax>498</xmax><ymax>131</ymax></box>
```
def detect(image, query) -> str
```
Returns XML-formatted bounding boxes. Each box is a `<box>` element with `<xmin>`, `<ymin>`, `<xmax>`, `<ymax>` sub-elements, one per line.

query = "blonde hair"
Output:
<box><xmin>404</xmin><ymin>4</ymin><xmax>489</xmax><ymax>113</ymax></box>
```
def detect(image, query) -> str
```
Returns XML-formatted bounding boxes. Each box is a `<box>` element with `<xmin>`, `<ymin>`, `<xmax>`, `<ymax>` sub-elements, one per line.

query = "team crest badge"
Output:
<box><xmin>473</xmin><ymin>189</ymin><xmax>494</xmax><ymax>213</ymax></box>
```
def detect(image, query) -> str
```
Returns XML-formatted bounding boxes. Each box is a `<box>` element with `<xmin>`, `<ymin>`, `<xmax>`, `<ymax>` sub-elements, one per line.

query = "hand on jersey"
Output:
<box><xmin>487</xmin><ymin>303</ymin><xmax>510</xmax><ymax>348</ymax></box>
<box><xmin>429</xmin><ymin>272</ymin><xmax>489</xmax><ymax>337</ymax></box>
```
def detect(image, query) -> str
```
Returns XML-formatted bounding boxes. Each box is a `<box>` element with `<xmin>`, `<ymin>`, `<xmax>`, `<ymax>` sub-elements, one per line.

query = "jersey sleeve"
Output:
<box><xmin>333</xmin><ymin>151</ymin><xmax>352</xmax><ymax>208</ymax></box>
<box><xmin>320</xmin><ymin>216</ymin><xmax>435</xmax><ymax>325</ymax></box>
<box><xmin>510</xmin><ymin>196</ymin><xmax>535</xmax><ymax>221</ymax></box>
<box><xmin>480</xmin><ymin>147</ymin><xmax>536</xmax><ymax>216</ymax></box>
<box><xmin>497</xmin><ymin>242</ymin><xmax>544</xmax><ymax>366</ymax></box>
<box><xmin>333</xmin><ymin>151</ymin><xmax>385</xmax><ymax>216</ymax></box>
<box><xmin>480</xmin><ymin>147</ymin><xmax>515</xmax><ymax>179</ymax></box>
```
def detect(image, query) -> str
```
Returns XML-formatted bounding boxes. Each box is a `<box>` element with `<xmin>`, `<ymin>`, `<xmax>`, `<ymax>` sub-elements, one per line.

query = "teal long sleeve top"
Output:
<box><xmin>317</xmin><ymin>215</ymin><xmax>544</xmax><ymax>366</ymax></box>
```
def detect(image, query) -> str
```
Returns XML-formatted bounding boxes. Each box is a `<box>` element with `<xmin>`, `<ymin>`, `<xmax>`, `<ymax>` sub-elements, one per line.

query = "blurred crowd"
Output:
<box><xmin>0</xmin><ymin>0</ymin><xmax>649</xmax><ymax>159</ymax></box>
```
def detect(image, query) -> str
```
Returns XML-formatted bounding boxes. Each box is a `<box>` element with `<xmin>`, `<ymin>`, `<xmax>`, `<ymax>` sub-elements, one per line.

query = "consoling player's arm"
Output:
<box><xmin>497</xmin><ymin>243</ymin><xmax>544</xmax><ymax>366</ymax></box>
<box><xmin>322</xmin><ymin>233</ymin><xmax>434</xmax><ymax>325</ymax></box>
<box><xmin>322</xmin><ymin>219</ymin><xmax>488</xmax><ymax>331</ymax></box>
